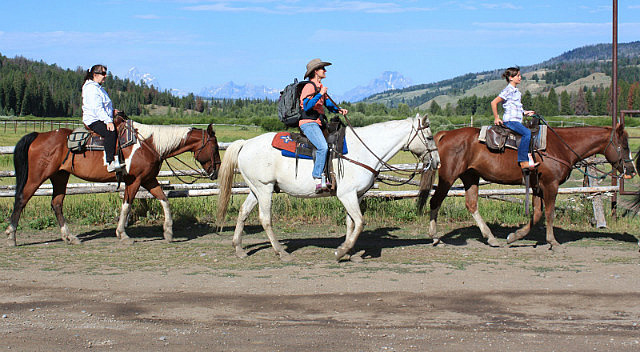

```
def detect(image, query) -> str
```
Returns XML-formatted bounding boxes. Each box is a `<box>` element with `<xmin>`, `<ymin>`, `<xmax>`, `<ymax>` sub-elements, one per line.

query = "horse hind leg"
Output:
<box><xmin>232</xmin><ymin>192</ymin><xmax>258</xmax><ymax>258</ymax></box>
<box><xmin>143</xmin><ymin>179</ymin><xmax>173</xmax><ymax>243</ymax></box>
<box><xmin>254</xmin><ymin>186</ymin><xmax>291</xmax><ymax>261</ymax></box>
<box><xmin>461</xmin><ymin>174</ymin><xmax>500</xmax><ymax>247</ymax></box>
<box><xmin>50</xmin><ymin>172</ymin><xmax>81</xmax><ymax>245</ymax></box>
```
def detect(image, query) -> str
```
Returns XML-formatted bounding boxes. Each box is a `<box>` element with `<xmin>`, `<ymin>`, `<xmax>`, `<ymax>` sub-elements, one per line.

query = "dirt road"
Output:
<box><xmin>1</xmin><ymin>225</ymin><xmax>639</xmax><ymax>351</ymax></box>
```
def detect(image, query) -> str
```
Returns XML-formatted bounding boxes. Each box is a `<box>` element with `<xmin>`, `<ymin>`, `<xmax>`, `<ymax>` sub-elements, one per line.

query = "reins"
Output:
<box><xmin>537</xmin><ymin>115</ymin><xmax>628</xmax><ymax>180</ymax></box>
<box><xmin>133</xmin><ymin>127</ymin><xmax>217</xmax><ymax>184</ymax></box>
<box><xmin>325</xmin><ymin>94</ymin><xmax>432</xmax><ymax>181</ymax></box>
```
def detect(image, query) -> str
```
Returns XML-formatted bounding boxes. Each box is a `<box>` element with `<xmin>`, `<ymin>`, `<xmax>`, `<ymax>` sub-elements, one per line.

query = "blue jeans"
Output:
<box><xmin>503</xmin><ymin>121</ymin><xmax>531</xmax><ymax>162</ymax></box>
<box><xmin>299</xmin><ymin>122</ymin><xmax>328</xmax><ymax>179</ymax></box>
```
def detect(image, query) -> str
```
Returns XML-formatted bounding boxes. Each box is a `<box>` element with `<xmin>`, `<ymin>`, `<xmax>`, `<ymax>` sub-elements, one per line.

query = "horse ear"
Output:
<box><xmin>207</xmin><ymin>123</ymin><xmax>215</xmax><ymax>135</ymax></box>
<box><xmin>616</xmin><ymin>122</ymin><xmax>624</xmax><ymax>133</ymax></box>
<box><xmin>420</xmin><ymin>113</ymin><xmax>429</xmax><ymax>126</ymax></box>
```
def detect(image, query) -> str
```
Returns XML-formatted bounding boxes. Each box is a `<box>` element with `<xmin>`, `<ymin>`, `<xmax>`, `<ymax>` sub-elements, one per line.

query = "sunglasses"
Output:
<box><xmin>95</xmin><ymin>71</ymin><xmax>107</xmax><ymax>75</ymax></box>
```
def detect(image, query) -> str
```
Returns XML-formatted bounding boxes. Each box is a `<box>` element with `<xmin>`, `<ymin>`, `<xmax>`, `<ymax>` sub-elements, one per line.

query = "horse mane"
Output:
<box><xmin>132</xmin><ymin>122</ymin><xmax>193</xmax><ymax>157</ymax></box>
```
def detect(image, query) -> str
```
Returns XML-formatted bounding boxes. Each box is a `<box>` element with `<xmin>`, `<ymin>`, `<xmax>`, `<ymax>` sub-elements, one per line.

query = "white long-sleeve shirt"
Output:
<box><xmin>82</xmin><ymin>80</ymin><xmax>113</xmax><ymax>125</ymax></box>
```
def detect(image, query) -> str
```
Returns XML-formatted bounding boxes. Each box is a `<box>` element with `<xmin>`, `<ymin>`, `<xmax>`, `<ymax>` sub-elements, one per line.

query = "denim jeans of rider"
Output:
<box><xmin>299</xmin><ymin>122</ymin><xmax>328</xmax><ymax>179</ymax></box>
<box><xmin>503</xmin><ymin>121</ymin><xmax>531</xmax><ymax>162</ymax></box>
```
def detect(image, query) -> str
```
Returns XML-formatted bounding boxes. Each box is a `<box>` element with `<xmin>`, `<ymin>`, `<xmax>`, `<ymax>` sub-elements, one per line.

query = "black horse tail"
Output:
<box><xmin>13</xmin><ymin>132</ymin><xmax>38</xmax><ymax>209</ymax></box>
<box><xmin>416</xmin><ymin>168</ymin><xmax>436</xmax><ymax>214</ymax></box>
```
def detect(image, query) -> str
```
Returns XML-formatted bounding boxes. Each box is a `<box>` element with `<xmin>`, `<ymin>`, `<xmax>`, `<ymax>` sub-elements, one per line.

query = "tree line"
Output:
<box><xmin>430</xmin><ymin>80</ymin><xmax>640</xmax><ymax>118</ymax></box>
<box><xmin>0</xmin><ymin>53</ymin><xmax>200</xmax><ymax>117</ymax></box>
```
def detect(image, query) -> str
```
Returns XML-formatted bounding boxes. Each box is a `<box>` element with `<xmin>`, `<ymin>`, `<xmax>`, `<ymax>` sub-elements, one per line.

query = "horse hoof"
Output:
<box><xmin>432</xmin><ymin>238</ymin><xmax>441</xmax><ymax>246</ymax></box>
<box><xmin>349</xmin><ymin>250</ymin><xmax>365</xmax><ymax>263</ymax></box>
<box><xmin>335</xmin><ymin>246</ymin><xmax>349</xmax><ymax>261</ymax></box>
<box><xmin>6</xmin><ymin>238</ymin><xmax>17</xmax><ymax>247</ymax></box>
<box><xmin>120</xmin><ymin>237</ymin><xmax>135</xmax><ymax>246</ymax></box>
<box><xmin>67</xmin><ymin>237</ymin><xmax>82</xmax><ymax>245</ymax></box>
<box><xmin>235</xmin><ymin>249</ymin><xmax>248</xmax><ymax>258</ymax></box>
<box><xmin>279</xmin><ymin>252</ymin><xmax>293</xmax><ymax>262</ymax></box>
<box><xmin>487</xmin><ymin>238</ymin><xmax>501</xmax><ymax>247</ymax></box>
<box><xmin>506</xmin><ymin>233</ymin><xmax>517</xmax><ymax>244</ymax></box>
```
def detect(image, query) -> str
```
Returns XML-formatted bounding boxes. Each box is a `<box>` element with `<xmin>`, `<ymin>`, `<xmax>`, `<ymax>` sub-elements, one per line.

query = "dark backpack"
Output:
<box><xmin>277</xmin><ymin>79</ymin><xmax>318</xmax><ymax>127</ymax></box>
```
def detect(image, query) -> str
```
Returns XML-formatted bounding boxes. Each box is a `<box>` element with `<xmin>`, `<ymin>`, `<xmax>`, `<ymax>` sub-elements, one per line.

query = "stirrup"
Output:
<box><xmin>519</xmin><ymin>161</ymin><xmax>539</xmax><ymax>170</ymax></box>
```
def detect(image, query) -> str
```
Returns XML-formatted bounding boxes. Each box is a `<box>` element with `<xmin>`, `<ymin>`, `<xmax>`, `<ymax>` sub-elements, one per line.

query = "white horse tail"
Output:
<box><xmin>216</xmin><ymin>139</ymin><xmax>247</xmax><ymax>230</ymax></box>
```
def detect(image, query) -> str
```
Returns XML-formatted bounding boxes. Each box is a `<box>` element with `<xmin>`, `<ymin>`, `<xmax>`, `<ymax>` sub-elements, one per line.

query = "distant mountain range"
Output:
<box><xmin>339</xmin><ymin>71</ymin><xmax>412</xmax><ymax>102</ymax></box>
<box><xmin>124</xmin><ymin>68</ymin><xmax>413</xmax><ymax>102</ymax></box>
<box><xmin>199</xmin><ymin>81</ymin><xmax>280</xmax><ymax>100</ymax></box>
<box><xmin>125</xmin><ymin>67</ymin><xmax>160</xmax><ymax>88</ymax></box>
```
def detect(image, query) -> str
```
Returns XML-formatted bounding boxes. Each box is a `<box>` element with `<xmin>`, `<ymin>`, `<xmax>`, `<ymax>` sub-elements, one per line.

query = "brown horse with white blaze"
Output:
<box><xmin>5</xmin><ymin>122</ymin><xmax>221</xmax><ymax>246</ymax></box>
<box><xmin>417</xmin><ymin>123</ymin><xmax>636</xmax><ymax>249</ymax></box>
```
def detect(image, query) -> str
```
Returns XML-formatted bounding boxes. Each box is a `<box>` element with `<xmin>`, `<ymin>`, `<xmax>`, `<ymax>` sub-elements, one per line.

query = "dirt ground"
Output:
<box><xmin>1</xmin><ymin>223</ymin><xmax>640</xmax><ymax>351</ymax></box>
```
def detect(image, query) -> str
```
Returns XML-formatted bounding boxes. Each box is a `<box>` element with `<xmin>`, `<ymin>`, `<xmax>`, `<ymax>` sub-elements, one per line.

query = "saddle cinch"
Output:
<box><xmin>271</xmin><ymin>117</ymin><xmax>348</xmax><ymax>192</ymax></box>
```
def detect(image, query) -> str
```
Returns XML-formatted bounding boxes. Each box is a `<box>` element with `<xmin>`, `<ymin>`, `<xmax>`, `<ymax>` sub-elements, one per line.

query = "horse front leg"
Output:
<box><xmin>335</xmin><ymin>192</ymin><xmax>364</xmax><ymax>262</ymax></box>
<box><xmin>543</xmin><ymin>193</ymin><xmax>560</xmax><ymax>249</ymax></box>
<box><xmin>507</xmin><ymin>194</ymin><xmax>543</xmax><ymax>244</ymax></box>
<box><xmin>429</xmin><ymin>178</ymin><xmax>452</xmax><ymax>246</ymax></box>
<box><xmin>117</xmin><ymin>182</ymin><xmax>142</xmax><ymax>245</ymax></box>
<box><xmin>143</xmin><ymin>179</ymin><xmax>173</xmax><ymax>243</ymax></box>
<box><xmin>232</xmin><ymin>192</ymin><xmax>258</xmax><ymax>258</ymax></box>
<box><xmin>50</xmin><ymin>172</ymin><xmax>80</xmax><ymax>245</ymax></box>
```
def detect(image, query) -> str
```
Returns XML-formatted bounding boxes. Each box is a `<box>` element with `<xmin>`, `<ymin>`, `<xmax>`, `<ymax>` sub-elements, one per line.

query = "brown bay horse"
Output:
<box><xmin>418</xmin><ymin>124</ymin><xmax>636</xmax><ymax>249</ymax></box>
<box><xmin>5</xmin><ymin>122</ymin><xmax>221</xmax><ymax>246</ymax></box>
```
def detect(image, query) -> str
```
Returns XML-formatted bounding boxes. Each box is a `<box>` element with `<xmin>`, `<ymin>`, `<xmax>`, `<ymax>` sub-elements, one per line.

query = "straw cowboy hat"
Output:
<box><xmin>304</xmin><ymin>58</ymin><xmax>332</xmax><ymax>79</ymax></box>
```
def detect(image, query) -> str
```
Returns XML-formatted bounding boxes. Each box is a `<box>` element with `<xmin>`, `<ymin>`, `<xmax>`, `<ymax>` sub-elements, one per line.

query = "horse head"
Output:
<box><xmin>194</xmin><ymin>124</ymin><xmax>221</xmax><ymax>180</ymax></box>
<box><xmin>403</xmin><ymin>113</ymin><xmax>440</xmax><ymax>213</ymax></box>
<box><xmin>404</xmin><ymin>113</ymin><xmax>440</xmax><ymax>170</ymax></box>
<box><xmin>605</xmin><ymin>123</ymin><xmax>636</xmax><ymax>179</ymax></box>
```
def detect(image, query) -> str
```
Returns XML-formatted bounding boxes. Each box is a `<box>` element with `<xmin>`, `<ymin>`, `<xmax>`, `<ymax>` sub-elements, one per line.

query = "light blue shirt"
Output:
<box><xmin>82</xmin><ymin>80</ymin><xmax>113</xmax><ymax>125</ymax></box>
<box><xmin>498</xmin><ymin>84</ymin><xmax>524</xmax><ymax>122</ymax></box>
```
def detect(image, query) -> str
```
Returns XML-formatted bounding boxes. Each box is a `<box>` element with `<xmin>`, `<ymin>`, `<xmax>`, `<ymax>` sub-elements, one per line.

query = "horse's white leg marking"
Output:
<box><xmin>116</xmin><ymin>202</ymin><xmax>133</xmax><ymax>243</ymax></box>
<box><xmin>471</xmin><ymin>210</ymin><xmax>500</xmax><ymax>247</ymax></box>
<box><xmin>233</xmin><ymin>192</ymin><xmax>258</xmax><ymax>258</ymax></box>
<box><xmin>429</xmin><ymin>206</ymin><xmax>441</xmax><ymax>245</ymax></box>
<box><xmin>4</xmin><ymin>224</ymin><xmax>17</xmax><ymax>247</ymax></box>
<box><xmin>335</xmin><ymin>191</ymin><xmax>364</xmax><ymax>261</ymax></box>
<box><xmin>159</xmin><ymin>199</ymin><xmax>173</xmax><ymax>242</ymax></box>
<box><xmin>60</xmin><ymin>223</ymin><xmax>81</xmax><ymax>245</ymax></box>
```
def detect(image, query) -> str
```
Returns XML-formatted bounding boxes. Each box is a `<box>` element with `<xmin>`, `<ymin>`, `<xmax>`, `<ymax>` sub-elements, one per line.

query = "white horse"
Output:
<box><xmin>216</xmin><ymin>114</ymin><xmax>439</xmax><ymax>261</ymax></box>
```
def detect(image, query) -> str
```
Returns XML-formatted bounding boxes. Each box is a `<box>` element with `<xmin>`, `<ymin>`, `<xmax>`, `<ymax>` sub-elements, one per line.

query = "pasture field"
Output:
<box><xmin>1</xmin><ymin>119</ymin><xmax>640</xmax><ymax>350</ymax></box>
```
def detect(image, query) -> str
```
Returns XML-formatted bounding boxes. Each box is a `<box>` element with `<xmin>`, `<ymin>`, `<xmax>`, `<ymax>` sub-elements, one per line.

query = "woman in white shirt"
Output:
<box><xmin>82</xmin><ymin>64</ymin><xmax>123</xmax><ymax>172</ymax></box>
<box><xmin>490</xmin><ymin>66</ymin><xmax>538</xmax><ymax>170</ymax></box>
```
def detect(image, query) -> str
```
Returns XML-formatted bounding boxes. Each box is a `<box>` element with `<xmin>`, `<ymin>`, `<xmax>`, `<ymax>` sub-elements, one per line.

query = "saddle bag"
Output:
<box><xmin>67</xmin><ymin>128</ymin><xmax>91</xmax><ymax>153</ymax></box>
<box><xmin>484</xmin><ymin>125</ymin><xmax>509</xmax><ymax>152</ymax></box>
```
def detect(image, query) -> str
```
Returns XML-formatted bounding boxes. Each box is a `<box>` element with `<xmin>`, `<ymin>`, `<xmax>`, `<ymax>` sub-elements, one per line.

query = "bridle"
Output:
<box><xmin>193</xmin><ymin>130</ymin><xmax>221</xmax><ymax>179</ymax></box>
<box><xmin>538</xmin><ymin>116</ymin><xmax>633</xmax><ymax>180</ymax></box>
<box><xmin>337</xmin><ymin>115</ymin><xmax>438</xmax><ymax>185</ymax></box>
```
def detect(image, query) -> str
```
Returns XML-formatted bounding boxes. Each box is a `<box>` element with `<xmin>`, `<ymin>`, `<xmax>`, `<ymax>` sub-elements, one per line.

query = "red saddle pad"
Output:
<box><xmin>271</xmin><ymin>132</ymin><xmax>297</xmax><ymax>153</ymax></box>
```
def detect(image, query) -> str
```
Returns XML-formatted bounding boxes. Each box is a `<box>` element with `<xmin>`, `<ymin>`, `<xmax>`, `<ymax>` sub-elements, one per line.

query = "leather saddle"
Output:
<box><xmin>67</xmin><ymin>119</ymin><xmax>137</xmax><ymax>154</ymax></box>
<box><xmin>479</xmin><ymin>121</ymin><xmax>547</xmax><ymax>153</ymax></box>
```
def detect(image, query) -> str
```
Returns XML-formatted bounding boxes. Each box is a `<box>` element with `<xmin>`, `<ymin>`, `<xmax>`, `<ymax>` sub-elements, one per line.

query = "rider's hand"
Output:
<box><xmin>525</xmin><ymin>110</ymin><xmax>535</xmax><ymax>116</ymax></box>
<box><xmin>320</xmin><ymin>86</ymin><xmax>328</xmax><ymax>95</ymax></box>
<box><xmin>339</xmin><ymin>108</ymin><xmax>348</xmax><ymax>116</ymax></box>
<box><xmin>106</xmin><ymin>122</ymin><xmax>115</xmax><ymax>131</ymax></box>
<box><xmin>494</xmin><ymin>117</ymin><xmax>503</xmax><ymax>126</ymax></box>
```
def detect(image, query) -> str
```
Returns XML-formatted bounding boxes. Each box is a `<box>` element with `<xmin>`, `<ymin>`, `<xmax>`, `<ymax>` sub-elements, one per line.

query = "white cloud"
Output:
<box><xmin>135</xmin><ymin>14</ymin><xmax>162</xmax><ymax>19</ymax></box>
<box><xmin>183</xmin><ymin>1</ymin><xmax>435</xmax><ymax>14</ymax></box>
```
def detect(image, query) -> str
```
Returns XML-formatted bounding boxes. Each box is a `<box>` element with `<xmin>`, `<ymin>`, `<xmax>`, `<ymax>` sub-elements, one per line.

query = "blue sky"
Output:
<box><xmin>1</xmin><ymin>1</ymin><xmax>639</xmax><ymax>95</ymax></box>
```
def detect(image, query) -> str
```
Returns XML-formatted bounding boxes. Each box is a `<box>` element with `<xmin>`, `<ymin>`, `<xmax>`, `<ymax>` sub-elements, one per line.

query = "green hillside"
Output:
<box><xmin>364</xmin><ymin>41</ymin><xmax>640</xmax><ymax>116</ymax></box>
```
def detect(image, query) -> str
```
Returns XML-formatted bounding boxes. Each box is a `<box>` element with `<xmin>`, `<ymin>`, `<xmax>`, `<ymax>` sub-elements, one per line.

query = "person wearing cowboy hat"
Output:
<box><xmin>299</xmin><ymin>58</ymin><xmax>348</xmax><ymax>193</ymax></box>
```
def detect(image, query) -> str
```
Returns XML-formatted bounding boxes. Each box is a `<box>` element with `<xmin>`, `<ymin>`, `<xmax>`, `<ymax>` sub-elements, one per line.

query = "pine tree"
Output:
<box><xmin>573</xmin><ymin>89</ymin><xmax>589</xmax><ymax>115</ymax></box>
<box><xmin>560</xmin><ymin>90</ymin><xmax>573</xmax><ymax>115</ymax></box>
